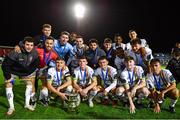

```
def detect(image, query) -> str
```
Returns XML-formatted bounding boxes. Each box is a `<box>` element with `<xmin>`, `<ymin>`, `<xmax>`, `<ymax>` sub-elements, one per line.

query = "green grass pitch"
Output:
<box><xmin>0</xmin><ymin>67</ymin><xmax>180</xmax><ymax>119</ymax></box>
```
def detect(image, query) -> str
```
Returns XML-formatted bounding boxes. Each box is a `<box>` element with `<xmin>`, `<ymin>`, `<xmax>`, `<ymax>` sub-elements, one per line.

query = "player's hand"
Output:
<box><xmin>60</xmin><ymin>93</ymin><xmax>68</xmax><ymax>101</ymax></box>
<box><xmin>129</xmin><ymin>103</ymin><xmax>136</xmax><ymax>114</ymax></box>
<box><xmin>81</xmin><ymin>89</ymin><xmax>88</xmax><ymax>97</ymax></box>
<box><xmin>159</xmin><ymin>91</ymin><xmax>164</xmax><ymax>100</ymax></box>
<box><xmin>14</xmin><ymin>45</ymin><xmax>21</xmax><ymax>53</ymax></box>
<box><xmin>77</xmin><ymin>88</ymin><xmax>83</xmax><ymax>93</ymax></box>
<box><xmin>103</xmin><ymin>90</ymin><xmax>108</xmax><ymax>96</ymax></box>
<box><xmin>131</xmin><ymin>87</ymin><xmax>137</xmax><ymax>97</ymax></box>
<box><xmin>57</xmin><ymin>87</ymin><xmax>62</xmax><ymax>92</ymax></box>
<box><xmin>79</xmin><ymin>90</ymin><xmax>84</xmax><ymax>96</ymax></box>
<box><xmin>154</xmin><ymin>103</ymin><xmax>161</xmax><ymax>113</ymax></box>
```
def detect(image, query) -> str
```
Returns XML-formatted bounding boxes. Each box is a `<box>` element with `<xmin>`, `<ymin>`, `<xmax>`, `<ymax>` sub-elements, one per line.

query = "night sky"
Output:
<box><xmin>1</xmin><ymin>0</ymin><xmax>180</xmax><ymax>53</ymax></box>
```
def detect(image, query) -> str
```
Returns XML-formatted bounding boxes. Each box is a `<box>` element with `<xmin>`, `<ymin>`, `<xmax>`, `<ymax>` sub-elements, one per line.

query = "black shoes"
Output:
<box><xmin>122</xmin><ymin>101</ymin><xmax>129</xmax><ymax>107</ymax></box>
<box><xmin>147</xmin><ymin>101</ymin><xmax>154</xmax><ymax>108</ymax></box>
<box><xmin>40</xmin><ymin>97</ymin><xmax>49</xmax><ymax>107</ymax></box>
<box><xmin>136</xmin><ymin>103</ymin><xmax>144</xmax><ymax>109</ymax></box>
<box><xmin>30</xmin><ymin>95</ymin><xmax>37</xmax><ymax>109</ymax></box>
<box><xmin>169</xmin><ymin>106</ymin><xmax>175</xmax><ymax>113</ymax></box>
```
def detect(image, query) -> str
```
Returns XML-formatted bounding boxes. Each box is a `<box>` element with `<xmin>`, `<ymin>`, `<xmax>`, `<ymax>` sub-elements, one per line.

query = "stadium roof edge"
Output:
<box><xmin>0</xmin><ymin>45</ymin><xmax>14</xmax><ymax>48</ymax></box>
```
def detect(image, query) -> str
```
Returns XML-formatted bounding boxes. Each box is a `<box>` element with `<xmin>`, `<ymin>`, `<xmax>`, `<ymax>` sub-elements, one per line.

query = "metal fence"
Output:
<box><xmin>153</xmin><ymin>53</ymin><xmax>172</xmax><ymax>66</ymax></box>
<box><xmin>0</xmin><ymin>46</ymin><xmax>14</xmax><ymax>64</ymax></box>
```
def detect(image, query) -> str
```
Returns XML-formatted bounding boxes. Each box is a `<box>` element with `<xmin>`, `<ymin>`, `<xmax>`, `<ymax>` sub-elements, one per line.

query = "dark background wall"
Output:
<box><xmin>1</xmin><ymin>0</ymin><xmax>180</xmax><ymax>53</ymax></box>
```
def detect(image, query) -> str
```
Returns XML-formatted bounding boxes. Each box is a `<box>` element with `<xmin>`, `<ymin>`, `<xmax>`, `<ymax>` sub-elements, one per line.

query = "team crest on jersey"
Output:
<box><xmin>29</xmin><ymin>56</ymin><xmax>33</xmax><ymax>62</ymax></box>
<box><xmin>18</xmin><ymin>58</ymin><xmax>24</xmax><ymax>61</ymax></box>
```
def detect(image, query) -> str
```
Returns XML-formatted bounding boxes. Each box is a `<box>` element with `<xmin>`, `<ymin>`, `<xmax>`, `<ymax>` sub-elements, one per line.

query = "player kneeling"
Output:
<box><xmin>116</xmin><ymin>56</ymin><xmax>150</xmax><ymax>113</ymax></box>
<box><xmin>72</xmin><ymin>56</ymin><xmax>97</xmax><ymax>107</ymax></box>
<box><xmin>46</xmin><ymin>57</ymin><xmax>73</xmax><ymax>108</ymax></box>
<box><xmin>2</xmin><ymin>37</ymin><xmax>39</xmax><ymax>115</ymax></box>
<box><xmin>88</xmin><ymin>56</ymin><xmax>118</xmax><ymax>107</ymax></box>
<box><xmin>147</xmin><ymin>59</ymin><xmax>179</xmax><ymax>113</ymax></box>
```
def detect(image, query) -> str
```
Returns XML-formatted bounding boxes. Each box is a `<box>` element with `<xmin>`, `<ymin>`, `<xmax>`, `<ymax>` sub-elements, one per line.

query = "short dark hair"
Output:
<box><xmin>76</xmin><ymin>35</ymin><xmax>83</xmax><ymax>39</ymax></box>
<box><xmin>129</xmin><ymin>29</ymin><xmax>136</xmax><ymax>33</ymax></box>
<box><xmin>104</xmin><ymin>38</ymin><xmax>112</xmax><ymax>44</ymax></box>
<box><xmin>173</xmin><ymin>48</ymin><xmax>180</xmax><ymax>57</ymax></box>
<box><xmin>115</xmin><ymin>47</ymin><xmax>124</xmax><ymax>51</ymax></box>
<box><xmin>150</xmin><ymin>59</ymin><xmax>161</xmax><ymax>65</ymax></box>
<box><xmin>114</xmin><ymin>34</ymin><xmax>123</xmax><ymax>39</ymax></box>
<box><xmin>46</xmin><ymin>36</ymin><xmax>54</xmax><ymax>41</ymax></box>
<box><xmin>71</xmin><ymin>32</ymin><xmax>77</xmax><ymax>35</ymax></box>
<box><xmin>56</xmin><ymin>57</ymin><xmax>65</xmax><ymax>62</ymax></box>
<box><xmin>114</xmin><ymin>33</ymin><xmax>122</xmax><ymax>38</ymax></box>
<box><xmin>98</xmin><ymin>56</ymin><xmax>108</xmax><ymax>62</ymax></box>
<box><xmin>130</xmin><ymin>38</ymin><xmax>141</xmax><ymax>45</ymax></box>
<box><xmin>78</xmin><ymin>55</ymin><xmax>87</xmax><ymax>60</ymax></box>
<box><xmin>115</xmin><ymin>47</ymin><xmax>125</xmax><ymax>57</ymax></box>
<box><xmin>124</xmin><ymin>56</ymin><xmax>134</xmax><ymax>62</ymax></box>
<box><xmin>175</xmin><ymin>42</ymin><xmax>180</xmax><ymax>47</ymax></box>
<box><xmin>43</xmin><ymin>24</ymin><xmax>52</xmax><ymax>29</ymax></box>
<box><xmin>61</xmin><ymin>31</ymin><xmax>70</xmax><ymax>38</ymax></box>
<box><xmin>89</xmin><ymin>38</ymin><xmax>99</xmax><ymax>45</ymax></box>
<box><xmin>23</xmin><ymin>36</ymin><xmax>34</xmax><ymax>44</ymax></box>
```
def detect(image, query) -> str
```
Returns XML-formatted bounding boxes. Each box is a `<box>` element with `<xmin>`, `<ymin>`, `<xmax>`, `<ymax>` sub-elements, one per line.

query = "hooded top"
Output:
<box><xmin>2</xmin><ymin>47</ymin><xmax>40</xmax><ymax>80</ymax></box>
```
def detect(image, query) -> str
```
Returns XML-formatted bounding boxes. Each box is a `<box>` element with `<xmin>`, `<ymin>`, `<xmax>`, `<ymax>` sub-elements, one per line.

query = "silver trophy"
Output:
<box><xmin>66</xmin><ymin>93</ymin><xmax>80</xmax><ymax>113</ymax></box>
<box><xmin>156</xmin><ymin>91</ymin><xmax>164</xmax><ymax>104</ymax></box>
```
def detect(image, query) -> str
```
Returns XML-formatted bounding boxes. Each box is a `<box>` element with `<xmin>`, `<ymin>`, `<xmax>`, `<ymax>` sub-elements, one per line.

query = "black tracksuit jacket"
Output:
<box><xmin>2</xmin><ymin>48</ymin><xmax>40</xmax><ymax>80</ymax></box>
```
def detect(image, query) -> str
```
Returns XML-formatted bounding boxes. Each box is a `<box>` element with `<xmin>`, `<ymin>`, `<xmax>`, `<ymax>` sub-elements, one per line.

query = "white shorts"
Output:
<box><xmin>5</xmin><ymin>71</ymin><xmax>36</xmax><ymax>84</ymax></box>
<box><xmin>36</xmin><ymin>67</ymin><xmax>48</xmax><ymax>78</ymax></box>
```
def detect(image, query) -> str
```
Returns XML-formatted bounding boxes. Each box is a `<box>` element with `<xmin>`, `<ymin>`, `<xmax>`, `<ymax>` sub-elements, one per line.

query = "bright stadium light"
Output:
<box><xmin>74</xmin><ymin>3</ymin><xmax>85</xmax><ymax>18</ymax></box>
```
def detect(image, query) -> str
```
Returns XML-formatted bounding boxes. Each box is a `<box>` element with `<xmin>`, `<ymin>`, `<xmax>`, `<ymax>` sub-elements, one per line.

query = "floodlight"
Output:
<box><xmin>74</xmin><ymin>3</ymin><xmax>85</xmax><ymax>18</ymax></box>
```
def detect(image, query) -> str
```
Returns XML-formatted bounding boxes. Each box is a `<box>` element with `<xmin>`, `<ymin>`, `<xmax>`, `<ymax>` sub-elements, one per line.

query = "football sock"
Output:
<box><xmin>89</xmin><ymin>90</ymin><xmax>98</xmax><ymax>101</ymax></box>
<box><xmin>6</xmin><ymin>87</ymin><xmax>14</xmax><ymax>109</ymax></box>
<box><xmin>30</xmin><ymin>92</ymin><xmax>35</xmax><ymax>97</ymax></box>
<box><xmin>170</xmin><ymin>99</ymin><xmax>177</xmax><ymax>107</ymax></box>
<box><xmin>25</xmin><ymin>85</ymin><xmax>32</xmax><ymax>106</ymax></box>
<box><xmin>40</xmin><ymin>87</ymin><xmax>48</xmax><ymax>100</ymax></box>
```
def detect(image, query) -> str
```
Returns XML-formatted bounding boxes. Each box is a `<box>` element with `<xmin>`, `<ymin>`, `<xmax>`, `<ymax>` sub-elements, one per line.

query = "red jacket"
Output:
<box><xmin>36</xmin><ymin>48</ymin><xmax>58</xmax><ymax>68</ymax></box>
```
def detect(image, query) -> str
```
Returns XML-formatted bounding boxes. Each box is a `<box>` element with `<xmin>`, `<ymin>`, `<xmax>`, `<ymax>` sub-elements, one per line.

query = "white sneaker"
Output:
<box><xmin>63</xmin><ymin>101</ymin><xmax>68</xmax><ymax>108</ymax></box>
<box><xmin>89</xmin><ymin>100</ymin><xmax>94</xmax><ymax>108</ymax></box>
<box><xmin>94</xmin><ymin>96</ymin><xmax>101</xmax><ymax>103</ymax></box>
<box><xmin>24</xmin><ymin>105</ymin><xmax>35</xmax><ymax>111</ymax></box>
<box><xmin>76</xmin><ymin>94</ymin><xmax>81</xmax><ymax>106</ymax></box>
<box><xmin>31</xmin><ymin>103</ymin><xmax>37</xmax><ymax>109</ymax></box>
<box><xmin>6</xmin><ymin>108</ymin><xmax>15</xmax><ymax>116</ymax></box>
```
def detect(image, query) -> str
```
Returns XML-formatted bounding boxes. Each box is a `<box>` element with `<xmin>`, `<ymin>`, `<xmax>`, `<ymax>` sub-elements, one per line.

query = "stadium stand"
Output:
<box><xmin>0</xmin><ymin>46</ymin><xmax>14</xmax><ymax>64</ymax></box>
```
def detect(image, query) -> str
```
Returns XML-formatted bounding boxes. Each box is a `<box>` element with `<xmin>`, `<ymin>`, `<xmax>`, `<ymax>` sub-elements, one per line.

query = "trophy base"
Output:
<box><xmin>67</xmin><ymin>107</ymin><xmax>79</xmax><ymax>114</ymax></box>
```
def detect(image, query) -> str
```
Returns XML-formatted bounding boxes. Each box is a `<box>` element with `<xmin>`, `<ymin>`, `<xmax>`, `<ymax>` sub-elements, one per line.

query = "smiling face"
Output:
<box><xmin>125</xmin><ymin>59</ymin><xmax>135</xmax><ymax>71</ymax></box>
<box><xmin>129</xmin><ymin>31</ymin><xmax>137</xmax><ymax>40</ymax></box>
<box><xmin>24</xmin><ymin>41</ymin><xmax>34</xmax><ymax>52</ymax></box>
<box><xmin>70</xmin><ymin>33</ymin><xmax>77</xmax><ymax>42</ymax></box>
<box><xmin>56</xmin><ymin>59</ymin><xmax>65</xmax><ymax>70</ymax></box>
<box><xmin>116</xmin><ymin>48</ymin><xmax>125</xmax><ymax>58</ymax></box>
<box><xmin>45</xmin><ymin>39</ymin><xmax>54</xmax><ymax>51</ymax></box>
<box><xmin>103</xmin><ymin>42</ymin><xmax>112</xmax><ymax>51</ymax></box>
<box><xmin>60</xmin><ymin>34</ymin><xmax>69</xmax><ymax>45</ymax></box>
<box><xmin>132</xmin><ymin>43</ymin><xmax>141</xmax><ymax>53</ymax></box>
<box><xmin>98</xmin><ymin>59</ymin><xmax>108</xmax><ymax>70</ymax></box>
<box><xmin>89</xmin><ymin>42</ymin><xmax>98</xmax><ymax>51</ymax></box>
<box><xmin>150</xmin><ymin>61</ymin><xmax>161</xmax><ymax>75</ymax></box>
<box><xmin>79</xmin><ymin>58</ymin><xmax>88</xmax><ymax>70</ymax></box>
<box><xmin>115</xmin><ymin>36</ymin><xmax>123</xmax><ymax>45</ymax></box>
<box><xmin>42</xmin><ymin>27</ymin><xmax>51</xmax><ymax>37</ymax></box>
<box><xmin>76</xmin><ymin>37</ymin><xmax>84</xmax><ymax>48</ymax></box>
